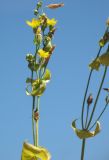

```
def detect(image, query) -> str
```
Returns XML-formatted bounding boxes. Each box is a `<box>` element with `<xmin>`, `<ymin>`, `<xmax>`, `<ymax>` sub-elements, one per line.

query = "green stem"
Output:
<box><xmin>89</xmin><ymin>102</ymin><xmax>109</xmax><ymax>130</ymax></box>
<box><xmin>35</xmin><ymin>96</ymin><xmax>40</xmax><ymax>146</ymax></box>
<box><xmin>86</xmin><ymin>66</ymin><xmax>107</xmax><ymax>129</ymax></box>
<box><xmin>85</xmin><ymin>106</ymin><xmax>89</xmax><ymax>128</ymax></box>
<box><xmin>81</xmin><ymin>139</ymin><xmax>86</xmax><ymax>160</ymax></box>
<box><xmin>81</xmin><ymin>47</ymin><xmax>102</xmax><ymax>129</ymax></box>
<box><xmin>32</xmin><ymin>96</ymin><xmax>35</xmax><ymax>145</ymax></box>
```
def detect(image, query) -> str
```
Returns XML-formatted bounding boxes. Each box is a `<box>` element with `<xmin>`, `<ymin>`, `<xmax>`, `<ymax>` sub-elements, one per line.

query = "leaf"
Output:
<box><xmin>99</xmin><ymin>52</ymin><xmax>109</xmax><ymax>66</ymax></box>
<box><xmin>26</xmin><ymin>80</ymin><xmax>46</xmax><ymax>96</ymax></box>
<box><xmin>71</xmin><ymin>119</ymin><xmax>101</xmax><ymax>139</ymax></box>
<box><xmin>21</xmin><ymin>142</ymin><xmax>51</xmax><ymax>160</ymax></box>
<box><xmin>43</xmin><ymin>69</ymin><xmax>51</xmax><ymax>83</ymax></box>
<box><xmin>89</xmin><ymin>58</ymin><xmax>100</xmax><ymax>70</ymax></box>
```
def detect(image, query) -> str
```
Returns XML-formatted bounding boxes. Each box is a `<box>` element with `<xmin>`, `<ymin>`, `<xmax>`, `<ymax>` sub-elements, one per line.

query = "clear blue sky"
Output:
<box><xmin>0</xmin><ymin>0</ymin><xmax>109</xmax><ymax>160</ymax></box>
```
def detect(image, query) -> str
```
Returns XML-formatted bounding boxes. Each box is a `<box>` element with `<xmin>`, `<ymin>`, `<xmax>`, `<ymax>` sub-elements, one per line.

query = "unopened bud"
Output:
<box><xmin>34</xmin><ymin>9</ymin><xmax>38</xmax><ymax>16</ymax></box>
<box><xmin>87</xmin><ymin>94</ymin><xmax>93</xmax><ymax>106</ymax></box>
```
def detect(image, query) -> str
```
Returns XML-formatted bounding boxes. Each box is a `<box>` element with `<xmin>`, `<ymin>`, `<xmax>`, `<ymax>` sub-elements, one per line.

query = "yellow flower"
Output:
<box><xmin>47</xmin><ymin>18</ymin><xmax>57</xmax><ymax>26</ymax></box>
<box><xmin>38</xmin><ymin>49</ymin><xmax>50</xmax><ymax>58</ymax></box>
<box><xmin>26</xmin><ymin>19</ymin><xmax>40</xmax><ymax>28</ymax></box>
<box><xmin>21</xmin><ymin>142</ymin><xmax>51</xmax><ymax>160</ymax></box>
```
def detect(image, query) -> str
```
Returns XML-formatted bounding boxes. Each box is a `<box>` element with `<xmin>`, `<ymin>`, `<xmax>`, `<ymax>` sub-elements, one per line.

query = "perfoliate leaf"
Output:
<box><xmin>43</xmin><ymin>69</ymin><xmax>51</xmax><ymax>83</ymax></box>
<box><xmin>26</xmin><ymin>80</ymin><xmax>46</xmax><ymax>96</ymax></box>
<box><xmin>89</xmin><ymin>59</ymin><xmax>100</xmax><ymax>70</ymax></box>
<box><xmin>21</xmin><ymin>142</ymin><xmax>51</xmax><ymax>160</ymax></box>
<box><xmin>71</xmin><ymin>119</ymin><xmax>101</xmax><ymax>139</ymax></box>
<box><xmin>99</xmin><ymin>52</ymin><xmax>109</xmax><ymax>66</ymax></box>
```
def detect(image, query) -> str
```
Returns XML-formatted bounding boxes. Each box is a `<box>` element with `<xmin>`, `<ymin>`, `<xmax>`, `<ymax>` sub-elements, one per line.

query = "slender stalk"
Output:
<box><xmin>81</xmin><ymin>47</ymin><xmax>102</xmax><ymax>129</ymax></box>
<box><xmin>32</xmin><ymin>96</ymin><xmax>35</xmax><ymax>145</ymax></box>
<box><xmin>35</xmin><ymin>96</ymin><xmax>40</xmax><ymax>146</ymax></box>
<box><xmin>89</xmin><ymin>102</ymin><xmax>109</xmax><ymax>130</ymax></box>
<box><xmin>85</xmin><ymin>106</ymin><xmax>89</xmax><ymax>128</ymax></box>
<box><xmin>86</xmin><ymin>66</ymin><xmax>107</xmax><ymax>129</ymax></box>
<box><xmin>81</xmin><ymin>139</ymin><xmax>86</xmax><ymax>160</ymax></box>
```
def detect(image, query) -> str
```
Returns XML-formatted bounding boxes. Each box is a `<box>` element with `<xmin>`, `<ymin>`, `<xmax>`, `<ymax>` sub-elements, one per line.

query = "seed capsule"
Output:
<box><xmin>47</xmin><ymin>3</ymin><xmax>64</xmax><ymax>9</ymax></box>
<box><xmin>87</xmin><ymin>94</ymin><xmax>93</xmax><ymax>106</ymax></box>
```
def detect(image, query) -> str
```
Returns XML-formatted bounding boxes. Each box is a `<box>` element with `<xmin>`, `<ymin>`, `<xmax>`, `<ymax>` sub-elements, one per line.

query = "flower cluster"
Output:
<box><xmin>21</xmin><ymin>1</ymin><xmax>64</xmax><ymax>160</ymax></box>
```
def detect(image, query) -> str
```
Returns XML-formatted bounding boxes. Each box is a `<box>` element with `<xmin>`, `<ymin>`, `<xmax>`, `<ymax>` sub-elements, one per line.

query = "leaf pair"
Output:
<box><xmin>89</xmin><ymin>51</ymin><xmax>109</xmax><ymax>70</ymax></box>
<box><xmin>72</xmin><ymin>120</ymin><xmax>101</xmax><ymax>139</ymax></box>
<box><xmin>26</xmin><ymin>69</ymin><xmax>51</xmax><ymax>96</ymax></box>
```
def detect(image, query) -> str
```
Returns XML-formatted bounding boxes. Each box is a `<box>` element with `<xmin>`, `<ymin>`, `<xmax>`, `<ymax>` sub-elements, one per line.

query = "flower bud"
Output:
<box><xmin>37</xmin><ymin>34</ymin><xmax>42</xmax><ymax>44</ymax></box>
<box><xmin>37</xmin><ymin>1</ymin><xmax>42</xmax><ymax>9</ymax></box>
<box><xmin>34</xmin><ymin>9</ymin><xmax>38</xmax><ymax>16</ymax></box>
<box><xmin>87</xmin><ymin>94</ymin><xmax>93</xmax><ymax>106</ymax></box>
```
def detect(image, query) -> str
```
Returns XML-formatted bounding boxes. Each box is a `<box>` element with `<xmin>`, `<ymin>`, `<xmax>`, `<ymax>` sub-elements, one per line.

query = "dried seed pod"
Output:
<box><xmin>87</xmin><ymin>94</ymin><xmax>93</xmax><ymax>106</ymax></box>
<box><xmin>103</xmin><ymin>88</ymin><xmax>109</xmax><ymax>92</ymax></box>
<box><xmin>47</xmin><ymin>3</ymin><xmax>64</xmax><ymax>9</ymax></box>
<box><xmin>105</xmin><ymin>95</ymin><xmax>109</xmax><ymax>104</ymax></box>
<box><xmin>34</xmin><ymin>111</ymin><xmax>39</xmax><ymax>121</ymax></box>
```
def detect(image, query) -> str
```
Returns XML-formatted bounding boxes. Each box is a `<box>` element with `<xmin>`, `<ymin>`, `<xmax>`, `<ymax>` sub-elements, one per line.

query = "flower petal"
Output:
<box><xmin>38</xmin><ymin>49</ymin><xmax>50</xmax><ymax>58</ymax></box>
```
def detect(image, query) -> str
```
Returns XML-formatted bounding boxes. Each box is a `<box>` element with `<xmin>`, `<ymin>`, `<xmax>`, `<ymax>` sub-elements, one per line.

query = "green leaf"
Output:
<box><xmin>21</xmin><ymin>142</ymin><xmax>51</xmax><ymax>160</ymax></box>
<box><xmin>26</xmin><ymin>80</ymin><xmax>46</xmax><ymax>96</ymax></box>
<box><xmin>43</xmin><ymin>69</ymin><xmax>51</xmax><ymax>83</ymax></box>
<box><xmin>32</xmin><ymin>80</ymin><xmax>46</xmax><ymax>96</ymax></box>
<box><xmin>71</xmin><ymin>119</ymin><xmax>101</xmax><ymax>139</ymax></box>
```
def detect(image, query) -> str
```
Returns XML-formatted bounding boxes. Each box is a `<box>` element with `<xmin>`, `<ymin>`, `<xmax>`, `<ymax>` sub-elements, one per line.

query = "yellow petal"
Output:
<box><xmin>26</xmin><ymin>19</ymin><xmax>40</xmax><ymax>28</ymax></box>
<box><xmin>89</xmin><ymin>58</ymin><xmax>100</xmax><ymax>70</ymax></box>
<box><xmin>71</xmin><ymin>120</ymin><xmax>101</xmax><ymax>139</ymax></box>
<box><xmin>99</xmin><ymin>52</ymin><xmax>109</xmax><ymax>66</ymax></box>
<box><xmin>21</xmin><ymin>142</ymin><xmax>51</xmax><ymax>160</ymax></box>
<box><xmin>47</xmin><ymin>18</ymin><xmax>57</xmax><ymax>26</ymax></box>
<box><xmin>38</xmin><ymin>49</ymin><xmax>50</xmax><ymax>58</ymax></box>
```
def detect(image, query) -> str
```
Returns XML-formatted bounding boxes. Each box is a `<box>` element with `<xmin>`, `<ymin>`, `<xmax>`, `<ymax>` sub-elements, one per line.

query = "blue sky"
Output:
<box><xmin>0</xmin><ymin>0</ymin><xmax>109</xmax><ymax>160</ymax></box>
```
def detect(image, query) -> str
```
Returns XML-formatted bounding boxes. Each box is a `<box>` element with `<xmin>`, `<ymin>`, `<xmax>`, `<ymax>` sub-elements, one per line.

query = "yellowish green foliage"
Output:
<box><xmin>72</xmin><ymin>120</ymin><xmax>101</xmax><ymax>139</ymax></box>
<box><xmin>21</xmin><ymin>142</ymin><xmax>51</xmax><ymax>160</ymax></box>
